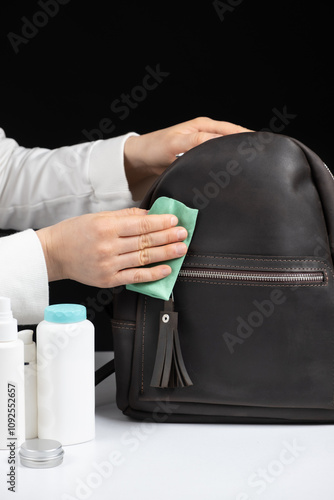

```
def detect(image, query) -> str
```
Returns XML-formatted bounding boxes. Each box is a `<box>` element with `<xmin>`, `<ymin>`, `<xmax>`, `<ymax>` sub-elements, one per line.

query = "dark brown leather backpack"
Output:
<box><xmin>97</xmin><ymin>131</ymin><xmax>334</xmax><ymax>423</ymax></box>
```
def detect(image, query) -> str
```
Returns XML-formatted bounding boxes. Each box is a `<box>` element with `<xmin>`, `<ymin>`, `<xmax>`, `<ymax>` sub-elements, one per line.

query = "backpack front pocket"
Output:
<box><xmin>131</xmin><ymin>255</ymin><xmax>334</xmax><ymax>412</ymax></box>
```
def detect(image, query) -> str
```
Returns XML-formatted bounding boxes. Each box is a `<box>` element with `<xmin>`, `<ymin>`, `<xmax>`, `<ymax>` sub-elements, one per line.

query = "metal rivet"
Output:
<box><xmin>162</xmin><ymin>314</ymin><xmax>169</xmax><ymax>323</ymax></box>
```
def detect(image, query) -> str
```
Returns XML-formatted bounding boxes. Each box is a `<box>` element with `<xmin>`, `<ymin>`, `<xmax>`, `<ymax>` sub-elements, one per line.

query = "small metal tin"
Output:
<box><xmin>19</xmin><ymin>439</ymin><xmax>64</xmax><ymax>469</ymax></box>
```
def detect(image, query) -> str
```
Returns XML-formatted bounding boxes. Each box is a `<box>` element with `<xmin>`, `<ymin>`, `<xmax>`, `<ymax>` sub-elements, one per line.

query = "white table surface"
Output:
<box><xmin>1</xmin><ymin>352</ymin><xmax>334</xmax><ymax>500</ymax></box>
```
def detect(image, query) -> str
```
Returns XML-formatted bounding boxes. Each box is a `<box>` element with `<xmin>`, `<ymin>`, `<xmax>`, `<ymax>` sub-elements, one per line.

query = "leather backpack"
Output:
<box><xmin>96</xmin><ymin>131</ymin><xmax>334</xmax><ymax>424</ymax></box>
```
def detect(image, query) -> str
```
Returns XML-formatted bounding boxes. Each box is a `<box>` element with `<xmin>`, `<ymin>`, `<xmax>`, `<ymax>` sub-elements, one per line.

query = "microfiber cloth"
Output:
<box><xmin>126</xmin><ymin>196</ymin><xmax>198</xmax><ymax>300</ymax></box>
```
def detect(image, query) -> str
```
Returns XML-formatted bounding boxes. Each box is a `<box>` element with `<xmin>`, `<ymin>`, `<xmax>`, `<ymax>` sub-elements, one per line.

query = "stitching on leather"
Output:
<box><xmin>187</xmin><ymin>254</ymin><xmax>332</xmax><ymax>271</ymax></box>
<box><xmin>178</xmin><ymin>279</ymin><xmax>326</xmax><ymax>288</ymax></box>
<box><xmin>111</xmin><ymin>320</ymin><xmax>136</xmax><ymax>328</ymax></box>
<box><xmin>187</xmin><ymin>254</ymin><xmax>327</xmax><ymax>264</ymax></box>
<box><xmin>112</xmin><ymin>325</ymin><xmax>136</xmax><ymax>331</ymax></box>
<box><xmin>141</xmin><ymin>297</ymin><xmax>147</xmax><ymax>394</ymax></box>
<box><xmin>182</xmin><ymin>264</ymin><xmax>328</xmax><ymax>273</ymax></box>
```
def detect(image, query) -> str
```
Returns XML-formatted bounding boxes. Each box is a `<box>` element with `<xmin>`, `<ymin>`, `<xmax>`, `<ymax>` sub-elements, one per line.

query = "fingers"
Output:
<box><xmin>114</xmin><ymin>213</ymin><xmax>188</xmax><ymax>270</ymax></box>
<box><xmin>103</xmin><ymin>211</ymin><xmax>188</xmax><ymax>285</ymax></box>
<box><xmin>188</xmin><ymin>117</ymin><xmax>252</xmax><ymax>135</ymax></box>
<box><xmin>169</xmin><ymin>117</ymin><xmax>253</xmax><ymax>158</ymax></box>
<box><xmin>117</xmin><ymin>240</ymin><xmax>187</xmax><ymax>271</ymax></box>
<box><xmin>101</xmin><ymin>207</ymin><xmax>148</xmax><ymax>217</ymax></box>
<box><xmin>117</xmin><ymin>225</ymin><xmax>188</xmax><ymax>254</ymax></box>
<box><xmin>174</xmin><ymin>131</ymin><xmax>223</xmax><ymax>154</ymax></box>
<box><xmin>114</xmin><ymin>213</ymin><xmax>179</xmax><ymax>237</ymax></box>
<box><xmin>114</xmin><ymin>264</ymin><xmax>173</xmax><ymax>286</ymax></box>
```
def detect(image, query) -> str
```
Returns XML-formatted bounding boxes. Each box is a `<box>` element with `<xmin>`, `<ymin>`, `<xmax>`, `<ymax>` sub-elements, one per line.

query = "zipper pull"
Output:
<box><xmin>150</xmin><ymin>297</ymin><xmax>193</xmax><ymax>389</ymax></box>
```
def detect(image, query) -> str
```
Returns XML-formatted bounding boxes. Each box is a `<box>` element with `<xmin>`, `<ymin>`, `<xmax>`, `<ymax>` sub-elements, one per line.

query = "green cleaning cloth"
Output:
<box><xmin>126</xmin><ymin>196</ymin><xmax>198</xmax><ymax>300</ymax></box>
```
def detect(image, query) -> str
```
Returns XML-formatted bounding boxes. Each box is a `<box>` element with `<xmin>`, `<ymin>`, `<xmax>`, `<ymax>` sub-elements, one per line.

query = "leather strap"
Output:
<box><xmin>95</xmin><ymin>359</ymin><xmax>115</xmax><ymax>386</ymax></box>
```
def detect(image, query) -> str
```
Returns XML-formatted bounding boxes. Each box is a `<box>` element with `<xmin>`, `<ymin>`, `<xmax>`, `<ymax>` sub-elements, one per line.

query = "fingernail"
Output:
<box><xmin>177</xmin><ymin>228</ymin><xmax>187</xmax><ymax>240</ymax></box>
<box><xmin>176</xmin><ymin>243</ymin><xmax>187</xmax><ymax>256</ymax></box>
<box><xmin>170</xmin><ymin>216</ymin><xmax>178</xmax><ymax>226</ymax></box>
<box><xmin>162</xmin><ymin>267</ymin><xmax>171</xmax><ymax>277</ymax></box>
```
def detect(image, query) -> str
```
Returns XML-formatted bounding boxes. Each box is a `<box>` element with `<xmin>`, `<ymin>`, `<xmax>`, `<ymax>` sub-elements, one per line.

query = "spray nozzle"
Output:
<box><xmin>0</xmin><ymin>297</ymin><xmax>18</xmax><ymax>342</ymax></box>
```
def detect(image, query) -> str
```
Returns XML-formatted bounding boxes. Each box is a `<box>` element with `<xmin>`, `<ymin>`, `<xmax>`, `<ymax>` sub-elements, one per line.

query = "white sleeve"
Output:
<box><xmin>0</xmin><ymin>230</ymin><xmax>48</xmax><ymax>325</ymax></box>
<box><xmin>0</xmin><ymin>128</ymin><xmax>138</xmax><ymax>230</ymax></box>
<box><xmin>0</xmin><ymin>128</ymin><xmax>138</xmax><ymax>324</ymax></box>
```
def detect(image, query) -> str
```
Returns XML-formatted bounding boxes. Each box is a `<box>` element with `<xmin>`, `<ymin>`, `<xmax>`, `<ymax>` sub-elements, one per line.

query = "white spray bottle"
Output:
<box><xmin>0</xmin><ymin>297</ymin><xmax>25</xmax><ymax>449</ymax></box>
<box><xmin>18</xmin><ymin>329</ymin><xmax>37</xmax><ymax>439</ymax></box>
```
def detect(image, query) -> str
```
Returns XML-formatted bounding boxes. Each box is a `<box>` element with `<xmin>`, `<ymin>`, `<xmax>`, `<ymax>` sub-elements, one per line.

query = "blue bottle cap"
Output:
<box><xmin>44</xmin><ymin>304</ymin><xmax>87</xmax><ymax>324</ymax></box>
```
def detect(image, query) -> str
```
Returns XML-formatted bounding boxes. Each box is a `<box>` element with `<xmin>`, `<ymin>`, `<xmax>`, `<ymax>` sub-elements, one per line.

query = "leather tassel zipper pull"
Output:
<box><xmin>150</xmin><ymin>297</ymin><xmax>193</xmax><ymax>389</ymax></box>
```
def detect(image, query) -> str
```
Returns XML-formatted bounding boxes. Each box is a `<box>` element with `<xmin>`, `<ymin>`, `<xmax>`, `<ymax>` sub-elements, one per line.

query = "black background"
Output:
<box><xmin>0</xmin><ymin>0</ymin><xmax>332</xmax><ymax>349</ymax></box>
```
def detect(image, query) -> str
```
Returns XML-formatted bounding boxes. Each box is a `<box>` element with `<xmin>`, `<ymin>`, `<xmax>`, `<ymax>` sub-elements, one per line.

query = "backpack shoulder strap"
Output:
<box><xmin>95</xmin><ymin>358</ymin><xmax>115</xmax><ymax>386</ymax></box>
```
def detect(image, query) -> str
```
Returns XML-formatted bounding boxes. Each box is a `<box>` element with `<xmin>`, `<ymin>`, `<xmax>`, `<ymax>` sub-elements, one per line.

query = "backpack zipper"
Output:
<box><xmin>178</xmin><ymin>268</ymin><xmax>325</xmax><ymax>284</ymax></box>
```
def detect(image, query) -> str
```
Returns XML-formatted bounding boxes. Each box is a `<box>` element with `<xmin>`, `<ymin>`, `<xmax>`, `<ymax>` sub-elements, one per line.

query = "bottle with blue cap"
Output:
<box><xmin>37</xmin><ymin>304</ymin><xmax>95</xmax><ymax>445</ymax></box>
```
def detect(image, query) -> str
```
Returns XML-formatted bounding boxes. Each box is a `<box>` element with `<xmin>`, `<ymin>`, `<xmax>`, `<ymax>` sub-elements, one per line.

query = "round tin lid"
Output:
<box><xmin>19</xmin><ymin>439</ymin><xmax>64</xmax><ymax>469</ymax></box>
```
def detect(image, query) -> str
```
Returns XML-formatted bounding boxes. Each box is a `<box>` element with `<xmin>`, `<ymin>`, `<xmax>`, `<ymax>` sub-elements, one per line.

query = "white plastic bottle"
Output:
<box><xmin>0</xmin><ymin>297</ymin><xmax>25</xmax><ymax>449</ymax></box>
<box><xmin>18</xmin><ymin>329</ymin><xmax>37</xmax><ymax>439</ymax></box>
<box><xmin>37</xmin><ymin>304</ymin><xmax>95</xmax><ymax>445</ymax></box>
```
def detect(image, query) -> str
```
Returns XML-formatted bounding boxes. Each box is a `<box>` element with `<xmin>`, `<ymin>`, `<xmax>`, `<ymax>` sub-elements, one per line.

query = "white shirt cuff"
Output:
<box><xmin>88</xmin><ymin>132</ymin><xmax>139</xmax><ymax>211</ymax></box>
<box><xmin>0</xmin><ymin>229</ymin><xmax>48</xmax><ymax>325</ymax></box>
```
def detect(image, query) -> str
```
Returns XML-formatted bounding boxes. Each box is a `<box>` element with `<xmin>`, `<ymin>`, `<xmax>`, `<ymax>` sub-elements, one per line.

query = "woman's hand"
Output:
<box><xmin>124</xmin><ymin>117</ymin><xmax>250</xmax><ymax>199</ymax></box>
<box><xmin>36</xmin><ymin>208</ymin><xmax>188</xmax><ymax>288</ymax></box>
<box><xmin>36</xmin><ymin>117</ymin><xmax>249</xmax><ymax>288</ymax></box>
